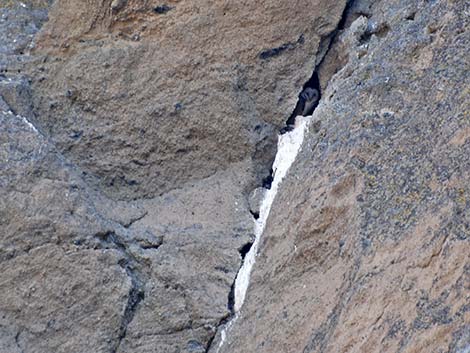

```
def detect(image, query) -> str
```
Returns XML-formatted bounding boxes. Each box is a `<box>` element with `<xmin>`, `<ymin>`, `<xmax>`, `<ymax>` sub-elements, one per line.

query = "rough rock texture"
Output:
<box><xmin>0</xmin><ymin>1</ymin><xmax>351</xmax><ymax>353</ymax></box>
<box><xmin>248</xmin><ymin>187</ymin><xmax>266</xmax><ymax>218</ymax></box>
<box><xmin>220</xmin><ymin>0</ymin><xmax>470</xmax><ymax>352</ymax></box>
<box><xmin>2</xmin><ymin>0</ymin><xmax>469</xmax><ymax>352</ymax></box>
<box><xmin>0</xmin><ymin>94</ymin><xmax>251</xmax><ymax>353</ymax></box>
<box><xmin>30</xmin><ymin>0</ymin><xmax>347</xmax><ymax>200</ymax></box>
<box><xmin>0</xmin><ymin>110</ymin><xmax>131</xmax><ymax>353</ymax></box>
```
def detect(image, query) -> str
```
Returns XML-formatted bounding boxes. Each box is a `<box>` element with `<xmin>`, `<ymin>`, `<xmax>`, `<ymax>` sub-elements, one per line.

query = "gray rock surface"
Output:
<box><xmin>1</xmin><ymin>0</ymin><xmax>349</xmax><ymax>352</ymax></box>
<box><xmin>248</xmin><ymin>187</ymin><xmax>266</xmax><ymax>218</ymax></box>
<box><xmin>0</xmin><ymin>76</ymin><xmax>34</xmax><ymax>117</ymax></box>
<box><xmin>1</xmin><ymin>0</ymin><xmax>468</xmax><ymax>352</ymax></box>
<box><xmin>220</xmin><ymin>0</ymin><xmax>470</xmax><ymax>352</ymax></box>
<box><xmin>0</xmin><ymin>1</ymin><xmax>49</xmax><ymax>56</ymax></box>
<box><xmin>0</xmin><ymin>97</ymin><xmax>252</xmax><ymax>353</ymax></box>
<box><xmin>29</xmin><ymin>0</ymin><xmax>347</xmax><ymax>200</ymax></box>
<box><xmin>0</xmin><ymin>110</ymin><xmax>131</xmax><ymax>353</ymax></box>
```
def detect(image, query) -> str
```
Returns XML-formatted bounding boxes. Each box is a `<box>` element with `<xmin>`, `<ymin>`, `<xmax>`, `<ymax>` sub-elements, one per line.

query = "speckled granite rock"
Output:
<box><xmin>221</xmin><ymin>0</ymin><xmax>470</xmax><ymax>352</ymax></box>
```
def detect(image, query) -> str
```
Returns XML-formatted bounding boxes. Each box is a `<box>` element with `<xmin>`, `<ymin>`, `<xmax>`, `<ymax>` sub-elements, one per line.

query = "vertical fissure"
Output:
<box><xmin>209</xmin><ymin>2</ymin><xmax>357</xmax><ymax>351</ymax></box>
<box><xmin>95</xmin><ymin>232</ymin><xmax>147</xmax><ymax>353</ymax></box>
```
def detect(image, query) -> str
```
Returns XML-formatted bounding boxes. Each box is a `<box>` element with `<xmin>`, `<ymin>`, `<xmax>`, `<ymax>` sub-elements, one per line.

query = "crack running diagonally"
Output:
<box><xmin>95</xmin><ymin>232</ymin><xmax>147</xmax><ymax>353</ymax></box>
<box><xmin>208</xmin><ymin>1</ymin><xmax>358</xmax><ymax>352</ymax></box>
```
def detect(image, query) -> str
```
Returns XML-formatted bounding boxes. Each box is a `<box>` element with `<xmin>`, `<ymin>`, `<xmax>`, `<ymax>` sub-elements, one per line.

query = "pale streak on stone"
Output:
<box><xmin>217</xmin><ymin>115</ymin><xmax>311</xmax><ymax>351</ymax></box>
<box><xmin>19</xmin><ymin>115</ymin><xmax>39</xmax><ymax>133</ymax></box>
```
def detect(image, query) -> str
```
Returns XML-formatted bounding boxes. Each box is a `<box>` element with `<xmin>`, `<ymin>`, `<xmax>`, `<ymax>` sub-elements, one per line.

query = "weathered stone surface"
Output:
<box><xmin>0</xmin><ymin>94</ymin><xmax>251</xmax><ymax>353</ymax></box>
<box><xmin>0</xmin><ymin>1</ymin><xmax>49</xmax><ymax>56</ymax></box>
<box><xmin>248</xmin><ymin>187</ymin><xmax>266</xmax><ymax>218</ymax></box>
<box><xmin>2</xmin><ymin>0</ymin><xmax>468</xmax><ymax>352</ymax></box>
<box><xmin>0</xmin><ymin>76</ymin><xmax>34</xmax><ymax>118</ymax></box>
<box><xmin>117</xmin><ymin>162</ymin><xmax>255</xmax><ymax>352</ymax></box>
<box><xmin>0</xmin><ymin>111</ymin><xmax>131</xmax><ymax>352</ymax></box>
<box><xmin>2</xmin><ymin>1</ymin><xmax>349</xmax><ymax>351</ymax></box>
<box><xmin>221</xmin><ymin>0</ymin><xmax>470</xmax><ymax>352</ymax></box>
<box><xmin>29</xmin><ymin>0</ymin><xmax>347</xmax><ymax>200</ymax></box>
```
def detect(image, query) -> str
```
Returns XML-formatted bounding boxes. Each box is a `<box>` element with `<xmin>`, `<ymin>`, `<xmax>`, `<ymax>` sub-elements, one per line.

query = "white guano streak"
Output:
<box><xmin>5</xmin><ymin>110</ymin><xmax>39</xmax><ymax>133</ymax></box>
<box><xmin>19</xmin><ymin>115</ymin><xmax>39</xmax><ymax>133</ymax></box>
<box><xmin>217</xmin><ymin>115</ymin><xmax>311</xmax><ymax>351</ymax></box>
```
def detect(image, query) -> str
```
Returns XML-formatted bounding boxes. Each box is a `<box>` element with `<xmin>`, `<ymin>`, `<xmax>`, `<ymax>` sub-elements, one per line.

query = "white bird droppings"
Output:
<box><xmin>217</xmin><ymin>116</ymin><xmax>311</xmax><ymax>351</ymax></box>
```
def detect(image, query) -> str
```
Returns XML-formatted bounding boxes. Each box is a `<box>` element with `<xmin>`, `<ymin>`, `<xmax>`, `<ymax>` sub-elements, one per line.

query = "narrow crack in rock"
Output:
<box><xmin>112</xmin><ymin>277</ymin><xmax>145</xmax><ymax>353</ymax></box>
<box><xmin>315</xmin><ymin>0</ymin><xmax>357</xmax><ymax>81</ymax></box>
<box><xmin>94</xmin><ymin>232</ymin><xmax>147</xmax><ymax>353</ymax></box>
<box><xmin>209</xmin><ymin>1</ymin><xmax>359</xmax><ymax>351</ymax></box>
<box><xmin>122</xmin><ymin>211</ymin><xmax>149</xmax><ymax>228</ymax></box>
<box><xmin>15</xmin><ymin>331</ymin><xmax>24</xmax><ymax>353</ymax></box>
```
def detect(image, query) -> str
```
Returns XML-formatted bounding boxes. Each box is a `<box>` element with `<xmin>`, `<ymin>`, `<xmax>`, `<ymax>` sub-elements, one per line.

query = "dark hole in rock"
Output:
<box><xmin>227</xmin><ymin>280</ymin><xmax>235</xmax><ymax>312</ymax></box>
<box><xmin>174</xmin><ymin>102</ymin><xmax>182</xmax><ymax>112</ymax></box>
<box><xmin>262</xmin><ymin>168</ymin><xmax>274</xmax><ymax>189</ymax></box>
<box><xmin>250</xmin><ymin>210</ymin><xmax>260</xmax><ymax>220</ymax></box>
<box><xmin>227</xmin><ymin>241</ymin><xmax>253</xmax><ymax>313</ymax></box>
<box><xmin>405</xmin><ymin>12</ymin><xmax>416</xmax><ymax>21</ymax></box>
<box><xmin>69</xmin><ymin>130</ymin><xmax>83</xmax><ymax>139</ymax></box>
<box><xmin>154</xmin><ymin>4</ymin><xmax>172</xmax><ymax>14</ymax></box>
<box><xmin>281</xmin><ymin>71</ymin><xmax>321</xmax><ymax>134</ymax></box>
<box><xmin>239</xmin><ymin>242</ymin><xmax>253</xmax><ymax>260</ymax></box>
<box><xmin>215</xmin><ymin>265</ymin><xmax>230</xmax><ymax>274</ymax></box>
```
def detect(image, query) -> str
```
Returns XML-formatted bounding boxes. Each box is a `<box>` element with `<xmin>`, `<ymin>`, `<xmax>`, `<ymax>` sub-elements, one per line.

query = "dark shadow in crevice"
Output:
<box><xmin>227</xmin><ymin>281</ymin><xmax>236</xmax><ymax>313</ymax></box>
<box><xmin>250</xmin><ymin>210</ymin><xmax>260</xmax><ymax>220</ymax></box>
<box><xmin>238</xmin><ymin>242</ymin><xmax>253</xmax><ymax>260</ymax></box>
<box><xmin>262</xmin><ymin>168</ymin><xmax>274</xmax><ymax>189</ymax></box>
<box><xmin>280</xmin><ymin>71</ymin><xmax>322</xmax><ymax>134</ymax></box>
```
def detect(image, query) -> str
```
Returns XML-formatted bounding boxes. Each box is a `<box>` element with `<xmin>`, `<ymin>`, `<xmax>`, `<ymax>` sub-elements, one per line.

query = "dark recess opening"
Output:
<box><xmin>280</xmin><ymin>0</ymin><xmax>358</xmax><ymax>136</ymax></box>
<box><xmin>227</xmin><ymin>282</ymin><xmax>236</xmax><ymax>312</ymax></box>
<box><xmin>262</xmin><ymin>168</ymin><xmax>274</xmax><ymax>189</ymax></box>
<box><xmin>281</xmin><ymin>71</ymin><xmax>322</xmax><ymax>133</ymax></box>
<box><xmin>154</xmin><ymin>5</ymin><xmax>172</xmax><ymax>14</ymax></box>
<box><xmin>238</xmin><ymin>242</ymin><xmax>253</xmax><ymax>259</ymax></box>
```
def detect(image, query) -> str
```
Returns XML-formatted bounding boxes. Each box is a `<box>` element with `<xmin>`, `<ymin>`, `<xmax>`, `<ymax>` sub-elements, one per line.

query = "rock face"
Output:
<box><xmin>220</xmin><ymin>0</ymin><xmax>470</xmax><ymax>352</ymax></box>
<box><xmin>30</xmin><ymin>0</ymin><xmax>347</xmax><ymax>200</ymax></box>
<box><xmin>0</xmin><ymin>0</ymin><xmax>350</xmax><ymax>353</ymax></box>
<box><xmin>1</xmin><ymin>0</ymin><xmax>469</xmax><ymax>353</ymax></box>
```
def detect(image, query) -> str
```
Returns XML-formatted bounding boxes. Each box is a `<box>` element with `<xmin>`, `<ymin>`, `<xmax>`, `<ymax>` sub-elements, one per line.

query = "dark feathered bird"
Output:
<box><xmin>281</xmin><ymin>87</ymin><xmax>320</xmax><ymax>133</ymax></box>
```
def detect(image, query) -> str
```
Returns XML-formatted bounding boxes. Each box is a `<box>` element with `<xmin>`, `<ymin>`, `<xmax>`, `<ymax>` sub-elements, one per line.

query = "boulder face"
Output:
<box><xmin>31</xmin><ymin>0</ymin><xmax>347</xmax><ymax>200</ymax></box>
<box><xmin>1</xmin><ymin>0</ymin><xmax>469</xmax><ymax>353</ymax></box>
<box><xmin>219</xmin><ymin>0</ymin><xmax>470</xmax><ymax>352</ymax></box>
<box><xmin>0</xmin><ymin>1</ymin><xmax>349</xmax><ymax>353</ymax></box>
